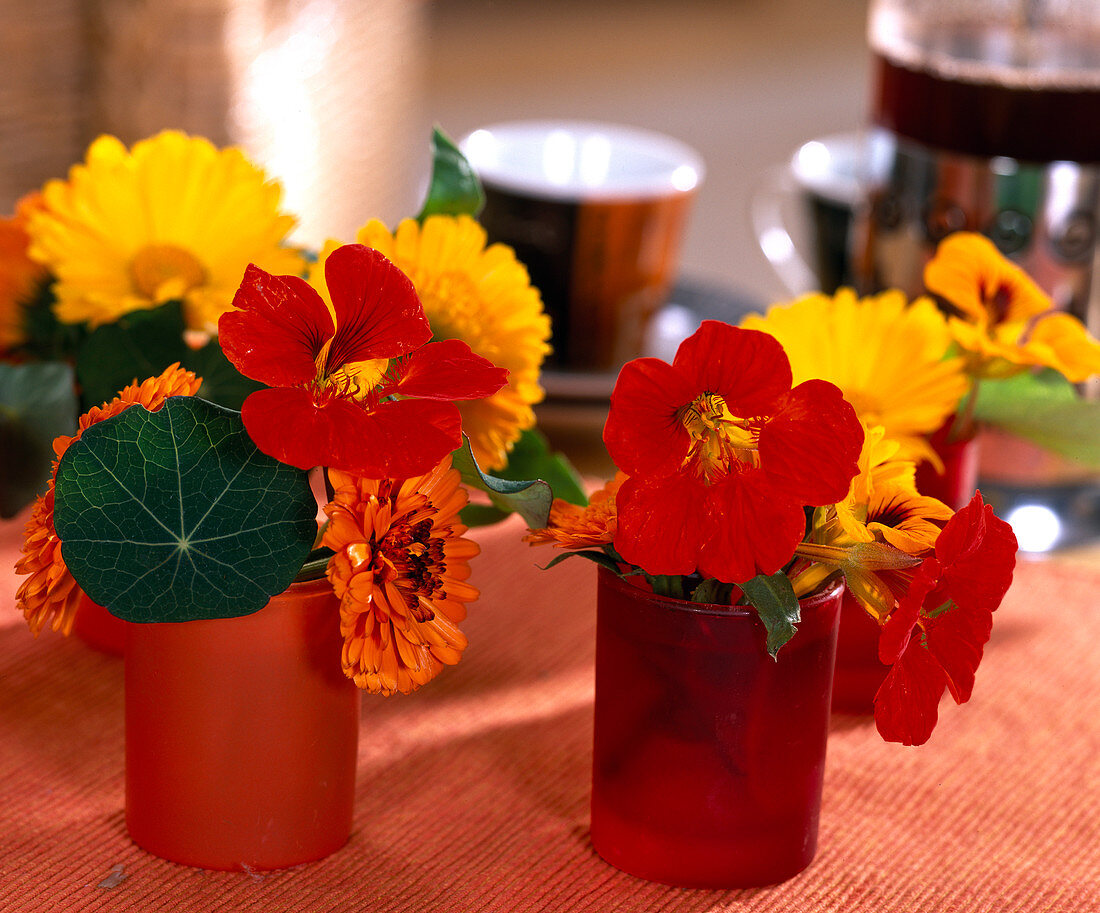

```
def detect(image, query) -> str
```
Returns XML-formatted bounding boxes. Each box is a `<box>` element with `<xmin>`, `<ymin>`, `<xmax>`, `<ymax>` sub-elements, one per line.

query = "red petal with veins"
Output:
<box><xmin>933</xmin><ymin>492</ymin><xmax>1018</xmax><ymax>612</ymax></box>
<box><xmin>878</xmin><ymin>558</ymin><xmax>937</xmax><ymax>664</ymax></box>
<box><xmin>874</xmin><ymin>640</ymin><xmax>948</xmax><ymax>746</ymax></box>
<box><xmin>923</xmin><ymin>602</ymin><xmax>992</xmax><ymax>704</ymax></box>
<box><xmin>674</xmin><ymin>323</ymin><xmax>791</xmax><ymax>418</ymax></box>
<box><xmin>614</xmin><ymin>475</ymin><xmax>705</xmax><ymax>576</ymax></box>
<box><xmin>219</xmin><ymin>264</ymin><xmax>333</xmax><ymax>387</ymax></box>
<box><xmin>760</xmin><ymin>379</ymin><xmax>863</xmax><ymax>506</ymax></box>
<box><xmin>324</xmin><ymin>244</ymin><xmax>431</xmax><ymax>369</ymax></box>
<box><xmin>604</xmin><ymin>357</ymin><xmax>695</xmax><ymax>479</ymax></box>
<box><xmin>698</xmin><ymin>475</ymin><xmax>808</xmax><ymax>583</ymax></box>
<box><xmin>387</xmin><ymin>338</ymin><xmax>508</xmax><ymax>401</ymax></box>
<box><xmin>241</xmin><ymin>387</ymin><xmax>462</xmax><ymax>477</ymax></box>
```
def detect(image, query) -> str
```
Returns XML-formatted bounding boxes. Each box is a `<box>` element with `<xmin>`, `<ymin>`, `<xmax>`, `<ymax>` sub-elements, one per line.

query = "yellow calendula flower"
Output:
<box><xmin>741</xmin><ymin>289</ymin><xmax>969</xmax><ymax>465</ymax></box>
<box><xmin>325</xmin><ymin>215</ymin><xmax>551</xmax><ymax>471</ymax></box>
<box><xmin>925</xmin><ymin>232</ymin><xmax>1100</xmax><ymax>382</ymax></box>
<box><xmin>793</xmin><ymin>425</ymin><xmax>950</xmax><ymax>617</ymax></box>
<box><xmin>27</xmin><ymin>130</ymin><xmax>304</xmax><ymax>332</ymax></box>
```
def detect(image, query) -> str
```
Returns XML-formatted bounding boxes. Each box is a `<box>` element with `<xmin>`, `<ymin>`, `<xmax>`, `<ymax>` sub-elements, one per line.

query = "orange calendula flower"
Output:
<box><xmin>323</xmin><ymin>457</ymin><xmax>479</xmax><ymax>696</ymax></box>
<box><xmin>14</xmin><ymin>364</ymin><xmax>202</xmax><ymax>635</ymax></box>
<box><xmin>525</xmin><ymin>473</ymin><xmax>626</xmax><ymax>549</ymax></box>
<box><xmin>925</xmin><ymin>232</ymin><xmax>1100</xmax><ymax>381</ymax></box>
<box><xmin>0</xmin><ymin>193</ymin><xmax>49</xmax><ymax>352</ymax></box>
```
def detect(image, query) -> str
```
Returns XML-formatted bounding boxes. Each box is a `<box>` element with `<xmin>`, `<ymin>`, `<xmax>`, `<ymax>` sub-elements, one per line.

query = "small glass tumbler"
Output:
<box><xmin>591</xmin><ymin>568</ymin><xmax>843</xmax><ymax>888</ymax></box>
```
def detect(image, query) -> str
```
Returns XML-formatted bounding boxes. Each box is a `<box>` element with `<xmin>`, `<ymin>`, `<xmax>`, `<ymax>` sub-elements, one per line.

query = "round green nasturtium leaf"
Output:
<box><xmin>53</xmin><ymin>396</ymin><xmax>318</xmax><ymax>623</ymax></box>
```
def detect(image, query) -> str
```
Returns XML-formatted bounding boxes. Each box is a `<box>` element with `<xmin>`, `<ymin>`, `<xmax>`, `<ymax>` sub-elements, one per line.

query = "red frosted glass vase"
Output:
<box><xmin>915</xmin><ymin>422</ymin><xmax>979</xmax><ymax>510</ymax></box>
<box><xmin>830</xmin><ymin>587</ymin><xmax>888</xmax><ymax>715</ymax></box>
<box><xmin>591</xmin><ymin>568</ymin><xmax>843</xmax><ymax>888</ymax></box>
<box><xmin>125</xmin><ymin>577</ymin><xmax>361</xmax><ymax>871</ymax></box>
<box><xmin>72</xmin><ymin>592</ymin><xmax>126</xmax><ymax>655</ymax></box>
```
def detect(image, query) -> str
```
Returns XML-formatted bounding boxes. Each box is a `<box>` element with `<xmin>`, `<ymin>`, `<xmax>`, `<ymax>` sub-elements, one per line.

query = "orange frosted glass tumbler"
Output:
<box><xmin>125</xmin><ymin>578</ymin><xmax>361</xmax><ymax>871</ymax></box>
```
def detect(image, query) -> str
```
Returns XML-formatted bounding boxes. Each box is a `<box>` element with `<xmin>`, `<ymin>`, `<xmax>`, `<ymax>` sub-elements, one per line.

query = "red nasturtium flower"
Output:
<box><xmin>219</xmin><ymin>243</ymin><xmax>508</xmax><ymax>477</ymax></box>
<box><xmin>604</xmin><ymin>321</ymin><xmax>864</xmax><ymax>583</ymax></box>
<box><xmin>874</xmin><ymin>493</ymin><xmax>1018</xmax><ymax>746</ymax></box>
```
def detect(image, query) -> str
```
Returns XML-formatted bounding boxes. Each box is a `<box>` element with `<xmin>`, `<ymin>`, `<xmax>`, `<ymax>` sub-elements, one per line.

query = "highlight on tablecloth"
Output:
<box><xmin>4</xmin><ymin>122</ymin><xmax>1100</xmax><ymax>887</ymax></box>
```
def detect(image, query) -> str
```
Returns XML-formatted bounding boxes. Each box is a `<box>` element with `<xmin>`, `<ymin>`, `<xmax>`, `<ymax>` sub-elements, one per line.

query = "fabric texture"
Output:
<box><xmin>0</xmin><ymin>512</ymin><xmax>1097</xmax><ymax>911</ymax></box>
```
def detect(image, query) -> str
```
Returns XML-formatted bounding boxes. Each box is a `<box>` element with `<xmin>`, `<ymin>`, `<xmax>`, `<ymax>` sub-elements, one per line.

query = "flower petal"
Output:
<box><xmin>923</xmin><ymin>602</ymin><xmax>992</xmax><ymax>705</ymax></box>
<box><xmin>760</xmin><ymin>378</ymin><xmax>863</xmax><ymax>505</ymax></box>
<box><xmin>241</xmin><ymin>387</ymin><xmax>462</xmax><ymax>476</ymax></box>
<box><xmin>697</xmin><ymin>475</ymin><xmax>807</xmax><ymax>583</ymax></box>
<box><xmin>387</xmin><ymin>338</ymin><xmax>509</xmax><ymax>401</ymax></box>
<box><xmin>614</xmin><ymin>475</ymin><xmax>704</xmax><ymax>576</ymax></box>
<box><xmin>873</xmin><ymin>638</ymin><xmax>948</xmax><ymax>746</ymax></box>
<box><xmin>324</xmin><ymin>244</ymin><xmax>431</xmax><ymax>368</ymax></box>
<box><xmin>934</xmin><ymin>492</ymin><xmax>1017</xmax><ymax>613</ymax></box>
<box><xmin>673</xmin><ymin>322</ymin><xmax>791</xmax><ymax>417</ymax></box>
<box><xmin>219</xmin><ymin>264</ymin><xmax>333</xmax><ymax>387</ymax></box>
<box><xmin>604</xmin><ymin>357</ymin><xmax>695</xmax><ymax>479</ymax></box>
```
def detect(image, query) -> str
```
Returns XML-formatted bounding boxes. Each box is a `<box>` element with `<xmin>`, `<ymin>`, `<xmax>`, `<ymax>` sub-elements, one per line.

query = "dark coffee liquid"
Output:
<box><xmin>872</xmin><ymin>24</ymin><xmax>1100</xmax><ymax>163</ymax></box>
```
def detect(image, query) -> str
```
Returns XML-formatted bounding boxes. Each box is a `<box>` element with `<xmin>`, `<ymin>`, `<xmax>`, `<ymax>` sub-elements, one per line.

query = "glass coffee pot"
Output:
<box><xmin>853</xmin><ymin>0</ymin><xmax>1100</xmax><ymax>549</ymax></box>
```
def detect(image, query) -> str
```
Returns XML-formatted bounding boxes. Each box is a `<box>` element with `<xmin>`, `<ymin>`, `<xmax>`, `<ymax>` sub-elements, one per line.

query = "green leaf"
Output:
<box><xmin>460</xmin><ymin>502</ymin><xmax>511</xmax><ymax>527</ymax></box>
<box><xmin>972</xmin><ymin>370</ymin><xmax>1100</xmax><ymax>467</ymax></box>
<box><xmin>647</xmin><ymin>574</ymin><xmax>689</xmax><ymax>600</ymax></box>
<box><xmin>495</xmin><ymin>428</ymin><xmax>588</xmax><ymax>507</ymax></box>
<box><xmin>451</xmin><ymin>435</ymin><xmax>553</xmax><ymax>528</ymax></box>
<box><xmin>416</xmin><ymin>127</ymin><xmax>485</xmax><ymax>221</ymax></box>
<box><xmin>53</xmin><ymin>396</ymin><xmax>317</xmax><ymax>623</ymax></box>
<box><xmin>0</xmin><ymin>361</ymin><xmax>77</xmax><ymax>517</ymax></box>
<box><xmin>541</xmin><ymin>549</ymin><xmax>621</xmax><ymax>573</ymax></box>
<box><xmin>75</xmin><ymin>301</ymin><xmax>189</xmax><ymax>410</ymax></box>
<box><xmin>17</xmin><ymin>279</ymin><xmax>88</xmax><ymax>361</ymax></box>
<box><xmin>740</xmin><ymin>572</ymin><xmax>802</xmax><ymax>658</ymax></box>
<box><xmin>182</xmin><ymin>339</ymin><xmax>265</xmax><ymax>411</ymax></box>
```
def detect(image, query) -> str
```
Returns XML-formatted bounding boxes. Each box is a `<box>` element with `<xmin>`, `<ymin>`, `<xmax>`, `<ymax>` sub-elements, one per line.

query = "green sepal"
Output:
<box><xmin>75</xmin><ymin>301</ymin><xmax>189</xmax><ymax>410</ymax></box>
<box><xmin>972</xmin><ymin>369</ymin><xmax>1100</xmax><ymax>467</ymax></box>
<box><xmin>53</xmin><ymin>396</ymin><xmax>317</xmax><ymax>623</ymax></box>
<box><xmin>690</xmin><ymin>577</ymin><xmax>735</xmax><ymax>605</ymax></box>
<box><xmin>451</xmin><ymin>435</ymin><xmax>552</xmax><ymax>529</ymax></box>
<box><xmin>541</xmin><ymin>549</ymin><xmax>621</xmax><ymax>573</ymax></box>
<box><xmin>740</xmin><ymin>572</ymin><xmax>802</xmax><ymax>658</ymax></box>
<box><xmin>494</xmin><ymin>428</ymin><xmax>587</xmax><ymax>506</ymax></box>
<box><xmin>647</xmin><ymin>574</ymin><xmax>689</xmax><ymax>600</ymax></box>
<box><xmin>0</xmin><ymin>361</ymin><xmax>77</xmax><ymax>518</ymax></box>
<box><xmin>416</xmin><ymin>127</ymin><xmax>485</xmax><ymax>221</ymax></box>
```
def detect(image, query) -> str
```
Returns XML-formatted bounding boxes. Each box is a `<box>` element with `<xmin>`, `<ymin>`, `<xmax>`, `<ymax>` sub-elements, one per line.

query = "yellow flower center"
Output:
<box><xmin>129</xmin><ymin>244</ymin><xmax>207</xmax><ymax>300</ymax></box>
<box><xmin>312</xmin><ymin>337</ymin><xmax>389</xmax><ymax>403</ymax></box>
<box><xmin>678</xmin><ymin>393</ymin><xmax>759</xmax><ymax>483</ymax></box>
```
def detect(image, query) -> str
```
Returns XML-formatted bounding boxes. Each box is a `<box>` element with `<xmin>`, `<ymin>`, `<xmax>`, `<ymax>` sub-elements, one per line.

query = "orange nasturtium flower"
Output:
<box><xmin>219</xmin><ymin>244</ymin><xmax>508</xmax><ymax>478</ymax></box>
<box><xmin>323</xmin><ymin>457</ymin><xmax>479</xmax><ymax>696</ymax></box>
<box><xmin>925</xmin><ymin>232</ymin><xmax>1100</xmax><ymax>381</ymax></box>
<box><xmin>15</xmin><ymin>365</ymin><xmax>202</xmax><ymax>635</ymax></box>
<box><xmin>604</xmin><ymin>321</ymin><xmax>864</xmax><ymax>584</ymax></box>
<box><xmin>0</xmin><ymin>192</ymin><xmax>48</xmax><ymax>352</ymax></box>
<box><xmin>525</xmin><ymin>473</ymin><xmax>626</xmax><ymax>549</ymax></box>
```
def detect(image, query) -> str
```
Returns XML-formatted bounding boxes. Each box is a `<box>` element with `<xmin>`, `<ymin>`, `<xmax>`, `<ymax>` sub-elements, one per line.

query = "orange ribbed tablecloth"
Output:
<box><xmin>0</xmin><ymin>513</ymin><xmax>1098</xmax><ymax>913</ymax></box>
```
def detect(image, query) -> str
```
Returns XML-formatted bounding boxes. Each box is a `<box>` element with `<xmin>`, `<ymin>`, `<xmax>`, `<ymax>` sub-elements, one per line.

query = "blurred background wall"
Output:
<box><xmin>0</xmin><ymin>0</ymin><xmax>869</xmax><ymax>303</ymax></box>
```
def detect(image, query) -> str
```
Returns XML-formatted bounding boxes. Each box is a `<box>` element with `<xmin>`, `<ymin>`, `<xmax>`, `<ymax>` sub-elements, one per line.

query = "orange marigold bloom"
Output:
<box><xmin>0</xmin><ymin>193</ymin><xmax>49</xmax><ymax>352</ymax></box>
<box><xmin>323</xmin><ymin>457</ymin><xmax>479</xmax><ymax>696</ymax></box>
<box><xmin>525</xmin><ymin>473</ymin><xmax>625</xmax><ymax>549</ymax></box>
<box><xmin>15</xmin><ymin>364</ymin><xmax>201</xmax><ymax>635</ymax></box>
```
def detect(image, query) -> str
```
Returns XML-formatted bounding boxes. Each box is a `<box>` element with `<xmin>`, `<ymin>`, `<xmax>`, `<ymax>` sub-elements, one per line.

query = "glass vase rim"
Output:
<box><xmin>596</xmin><ymin>566</ymin><xmax>843</xmax><ymax>618</ymax></box>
